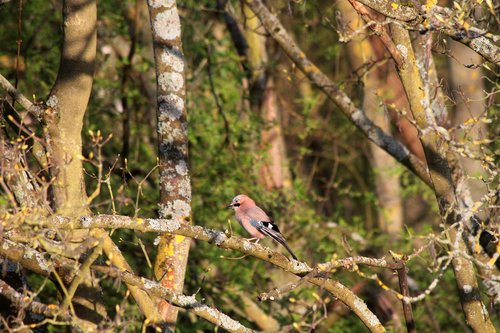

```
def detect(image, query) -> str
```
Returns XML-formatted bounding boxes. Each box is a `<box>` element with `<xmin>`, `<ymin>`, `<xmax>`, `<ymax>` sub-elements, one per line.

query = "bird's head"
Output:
<box><xmin>227</xmin><ymin>194</ymin><xmax>254</xmax><ymax>210</ymax></box>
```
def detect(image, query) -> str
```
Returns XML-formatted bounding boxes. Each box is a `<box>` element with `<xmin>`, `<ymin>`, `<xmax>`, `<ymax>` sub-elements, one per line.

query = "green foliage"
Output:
<box><xmin>1</xmin><ymin>0</ymin><xmax>498</xmax><ymax>332</ymax></box>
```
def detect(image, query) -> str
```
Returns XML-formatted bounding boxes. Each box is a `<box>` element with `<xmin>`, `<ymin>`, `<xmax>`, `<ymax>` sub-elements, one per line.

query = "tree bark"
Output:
<box><xmin>44</xmin><ymin>0</ymin><xmax>161</xmax><ymax>324</ymax></box>
<box><xmin>147</xmin><ymin>0</ymin><xmax>192</xmax><ymax>328</ymax></box>
<box><xmin>390</xmin><ymin>25</ymin><xmax>496</xmax><ymax>333</ymax></box>
<box><xmin>43</xmin><ymin>0</ymin><xmax>108</xmax><ymax>324</ymax></box>
<box><xmin>45</xmin><ymin>0</ymin><xmax>96</xmax><ymax>217</ymax></box>
<box><xmin>340</xmin><ymin>1</ymin><xmax>403</xmax><ymax>233</ymax></box>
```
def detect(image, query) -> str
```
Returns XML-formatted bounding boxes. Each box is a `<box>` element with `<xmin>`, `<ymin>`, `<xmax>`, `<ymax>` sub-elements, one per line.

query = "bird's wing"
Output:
<box><xmin>251</xmin><ymin>219</ymin><xmax>298</xmax><ymax>260</ymax></box>
<box><xmin>244</xmin><ymin>206</ymin><xmax>298</xmax><ymax>260</ymax></box>
<box><xmin>254</xmin><ymin>220</ymin><xmax>285</xmax><ymax>244</ymax></box>
<box><xmin>245</xmin><ymin>206</ymin><xmax>272</xmax><ymax>222</ymax></box>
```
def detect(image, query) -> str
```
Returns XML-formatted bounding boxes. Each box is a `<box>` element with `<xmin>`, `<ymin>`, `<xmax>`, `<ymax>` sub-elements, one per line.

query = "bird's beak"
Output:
<box><xmin>227</xmin><ymin>204</ymin><xmax>233</xmax><ymax>209</ymax></box>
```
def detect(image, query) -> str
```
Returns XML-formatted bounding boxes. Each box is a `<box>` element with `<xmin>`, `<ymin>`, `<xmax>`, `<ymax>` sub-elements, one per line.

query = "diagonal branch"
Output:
<box><xmin>0</xmin><ymin>73</ymin><xmax>43</xmax><ymax>117</ymax></box>
<box><xmin>0</xmin><ymin>278</ymin><xmax>75</xmax><ymax>324</ymax></box>
<box><xmin>95</xmin><ymin>267</ymin><xmax>255</xmax><ymax>333</ymax></box>
<box><xmin>346</xmin><ymin>0</ymin><xmax>404</xmax><ymax>68</ymax></box>
<box><xmin>242</xmin><ymin>0</ymin><xmax>431</xmax><ymax>188</ymax></box>
<box><xmin>353</xmin><ymin>0</ymin><xmax>500</xmax><ymax>63</ymax></box>
<box><xmin>0</xmin><ymin>238</ymin><xmax>255</xmax><ymax>332</ymax></box>
<box><xmin>20</xmin><ymin>214</ymin><xmax>386</xmax><ymax>332</ymax></box>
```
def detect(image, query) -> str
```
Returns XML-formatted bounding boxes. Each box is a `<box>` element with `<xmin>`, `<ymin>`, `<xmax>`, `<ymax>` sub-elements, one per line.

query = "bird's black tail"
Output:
<box><xmin>281</xmin><ymin>240</ymin><xmax>298</xmax><ymax>260</ymax></box>
<box><xmin>264</xmin><ymin>230</ymin><xmax>298</xmax><ymax>260</ymax></box>
<box><xmin>258</xmin><ymin>222</ymin><xmax>298</xmax><ymax>260</ymax></box>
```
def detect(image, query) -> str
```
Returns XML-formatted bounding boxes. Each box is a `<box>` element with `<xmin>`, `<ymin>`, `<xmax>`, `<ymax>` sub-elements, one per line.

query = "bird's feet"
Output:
<box><xmin>245</xmin><ymin>237</ymin><xmax>260</xmax><ymax>244</ymax></box>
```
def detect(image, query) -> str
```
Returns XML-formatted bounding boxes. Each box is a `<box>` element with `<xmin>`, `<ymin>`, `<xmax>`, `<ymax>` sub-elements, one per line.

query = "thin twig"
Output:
<box><xmin>395</xmin><ymin>260</ymin><xmax>416</xmax><ymax>333</ymax></box>
<box><xmin>259</xmin><ymin>268</ymin><xmax>319</xmax><ymax>301</ymax></box>
<box><xmin>60</xmin><ymin>243</ymin><xmax>103</xmax><ymax>311</ymax></box>
<box><xmin>346</xmin><ymin>0</ymin><xmax>404</xmax><ymax>68</ymax></box>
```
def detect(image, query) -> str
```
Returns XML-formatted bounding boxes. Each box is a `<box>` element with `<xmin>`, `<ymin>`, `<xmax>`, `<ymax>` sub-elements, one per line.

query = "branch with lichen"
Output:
<box><xmin>15</xmin><ymin>213</ymin><xmax>387</xmax><ymax>332</ymax></box>
<box><xmin>0</xmin><ymin>278</ymin><xmax>79</xmax><ymax>328</ymax></box>
<box><xmin>9</xmin><ymin>212</ymin><xmax>497</xmax><ymax>331</ymax></box>
<box><xmin>0</xmin><ymin>237</ymin><xmax>255</xmax><ymax>332</ymax></box>
<box><xmin>94</xmin><ymin>266</ymin><xmax>256</xmax><ymax>333</ymax></box>
<box><xmin>389</xmin><ymin>22</ymin><xmax>496</xmax><ymax>333</ymax></box>
<box><xmin>0</xmin><ymin>75</ymin><xmax>161</xmax><ymax>323</ymax></box>
<box><xmin>241</xmin><ymin>0</ymin><xmax>431</xmax><ymax>190</ymax></box>
<box><xmin>353</xmin><ymin>0</ymin><xmax>499</xmax><ymax>63</ymax></box>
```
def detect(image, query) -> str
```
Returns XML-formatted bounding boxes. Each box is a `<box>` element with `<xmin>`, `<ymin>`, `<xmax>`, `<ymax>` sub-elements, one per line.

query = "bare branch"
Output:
<box><xmin>0</xmin><ymin>73</ymin><xmax>43</xmax><ymax>117</ymax></box>
<box><xmin>0</xmin><ymin>278</ymin><xmax>73</xmax><ymax>322</ymax></box>
<box><xmin>346</xmin><ymin>0</ymin><xmax>404</xmax><ymax>68</ymax></box>
<box><xmin>95</xmin><ymin>267</ymin><xmax>256</xmax><ymax>333</ymax></box>
<box><xmin>396</xmin><ymin>260</ymin><xmax>416</xmax><ymax>333</ymax></box>
<box><xmin>354</xmin><ymin>0</ymin><xmax>500</xmax><ymax>63</ymax></box>
<box><xmin>242</xmin><ymin>0</ymin><xmax>432</xmax><ymax>189</ymax></box>
<box><xmin>0</xmin><ymin>238</ymin><xmax>255</xmax><ymax>333</ymax></box>
<box><xmin>20</xmin><ymin>214</ymin><xmax>386</xmax><ymax>332</ymax></box>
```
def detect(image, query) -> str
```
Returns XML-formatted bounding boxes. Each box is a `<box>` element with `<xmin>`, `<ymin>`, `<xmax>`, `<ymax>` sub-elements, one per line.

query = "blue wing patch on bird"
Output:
<box><xmin>250</xmin><ymin>220</ymin><xmax>281</xmax><ymax>232</ymax></box>
<box><xmin>249</xmin><ymin>219</ymin><xmax>262</xmax><ymax>229</ymax></box>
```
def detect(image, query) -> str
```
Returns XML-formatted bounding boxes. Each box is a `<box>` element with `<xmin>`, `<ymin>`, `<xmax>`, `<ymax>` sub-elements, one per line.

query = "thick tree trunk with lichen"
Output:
<box><xmin>147</xmin><ymin>0</ymin><xmax>192</xmax><ymax>327</ymax></box>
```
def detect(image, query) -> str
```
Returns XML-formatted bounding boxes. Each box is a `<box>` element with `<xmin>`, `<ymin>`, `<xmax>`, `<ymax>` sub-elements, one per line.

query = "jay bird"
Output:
<box><xmin>227</xmin><ymin>194</ymin><xmax>298</xmax><ymax>260</ymax></box>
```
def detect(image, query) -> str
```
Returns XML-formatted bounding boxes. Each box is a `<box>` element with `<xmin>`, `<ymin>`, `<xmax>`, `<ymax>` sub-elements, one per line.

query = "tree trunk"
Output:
<box><xmin>390</xmin><ymin>25</ymin><xmax>495</xmax><ymax>333</ymax></box>
<box><xmin>45</xmin><ymin>0</ymin><xmax>161</xmax><ymax>325</ymax></box>
<box><xmin>340</xmin><ymin>1</ymin><xmax>403</xmax><ymax>233</ymax></box>
<box><xmin>449</xmin><ymin>41</ymin><xmax>487</xmax><ymax>203</ymax></box>
<box><xmin>43</xmin><ymin>0</ymin><xmax>108</xmax><ymax>324</ymax></box>
<box><xmin>243</xmin><ymin>3</ymin><xmax>292</xmax><ymax>190</ymax></box>
<box><xmin>147</xmin><ymin>0</ymin><xmax>192</xmax><ymax>329</ymax></box>
<box><xmin>45</xmin><ymin>0</ymin><xmax>96</xmax><ymax>217</ymax></box>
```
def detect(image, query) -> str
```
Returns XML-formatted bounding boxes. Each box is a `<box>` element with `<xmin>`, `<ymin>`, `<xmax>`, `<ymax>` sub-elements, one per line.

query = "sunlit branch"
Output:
<box><xmin>20</xmin><ymin>214</ymin><xmax>387</xmax><ymax>332</ymax></box>
<box><xmin>0</xmin><ymin>237</ymin><xmax>255</xmax><ymax>332</ymax></box>
<box><xmin>354</xmin><ymin>0</ymin><xmax>499</xmax><ymax>63</ymax></box>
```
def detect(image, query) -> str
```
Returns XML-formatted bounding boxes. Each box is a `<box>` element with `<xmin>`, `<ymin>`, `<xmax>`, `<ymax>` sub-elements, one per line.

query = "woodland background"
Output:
<box><xmin>0</xmin><ymin>0</ymin><xmax>498</xmax><ymax>332</ymax></box>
